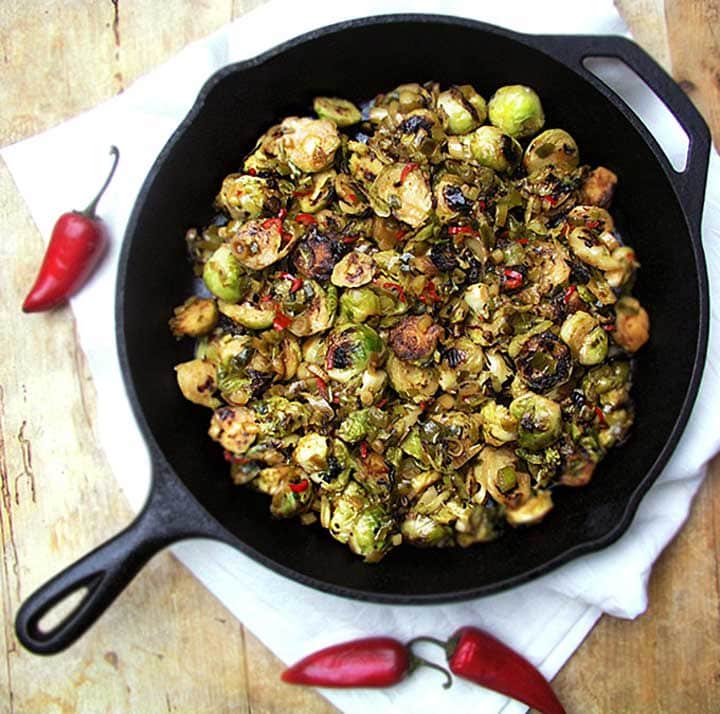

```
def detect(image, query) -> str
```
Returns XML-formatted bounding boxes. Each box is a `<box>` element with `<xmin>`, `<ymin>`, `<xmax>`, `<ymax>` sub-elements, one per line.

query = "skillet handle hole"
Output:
<box><xmin>35</xmin><ymin>582</ymin><xmax>94</xmax><ymax>637</ymax></box>
<box><xmin>582</xmin><ymin>56</ymin><xmax>690</xmax><ymax>172</ymax></box>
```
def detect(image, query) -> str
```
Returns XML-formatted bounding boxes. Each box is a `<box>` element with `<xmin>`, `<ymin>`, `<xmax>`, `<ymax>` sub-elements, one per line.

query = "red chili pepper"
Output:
<box><xmin>585</xmin><ymin>219</ymin><xmax>601</xmax><ymax>230</ymax></box>
<box><xmin>247</xmin><ymin>167</ymin><xmax>257</xmax><ymax>176</ymax></box>
<box><xmin>295</xmin><ymin>212</ymin><xmax>317</xmax><ymax>225</ymax></box>
<box><xmin>422</xmin><ymin>280</ymin><xmax>442</xmax><ymax>304</ymax></box>
<box><xmin>594</xmin><ymin>406</ymin><xmax>607</xmax><ymax>426</ymax></box>
<box><xmin>380</xmin><ymin>282</ymin><xmax>406</xmax><ymax>303</ymax></box>
<box><xmin>261</xmin><ymin>217</ymin><xmax>282</xmax><ymax>231</ymax></box>
<box><xmin>280</xmin><ymin>272</ymin><xmax>303</xmax><ymax>293</ymax></box>
<box><xmin>563</xmin><ymin>285</ymin><xmax>577</xmax><ymax>304</ymax></box>
<box><xmin>273</xmin><ymin>307</ymin><xmax>293</xmax><ymax>331</ymax></box>
<box><xmin>345</xmin><ymin>191</ymin><xmax>358</xmax><ymax>204</ymax></box>
<box><xmin>260</xmin><ymin>294</ymin><xmax>274</xmax><ymax>303</ymax></box>
<box><xmin>315</xmin><ymin>376</ymin><xmax>329</xmax><ymax>401</ymax></box>
<box><xmin>478</xmin><ymin>199</ymin><xmax>487</xmax><ymax>211</ymax></box>
<box><xmin>282</xmin><ymin>637</ymin><xmax>431</xmax><ymax>689</ymax></box>
<box><xmin>442</xmin><ymin>627</ymin><xmax>565</xmax><ymax>714</ymax></box>
<box><xmin>22</xmin><ymin>146</ymin><xmax>120</xmax><ymax>312</ymax></box>
<box><xmin>399</xmin><ymin>162</ymin><xmax>418</xmax><ymax>184</ymax></box>
<box><xmin>292</xmin><ymin>188</ymin><xmax>313</xmax><ymax>197</ymax></box>
<box><xmin>502</xmin><ymin>269</ymin><xmax>524</xmax><ymax>291</ymax></box>
<box><xmin>223</xmin><ymin>450</ymin><xmax>250</xmax><ymax>465</ymax></box>
<box><xmin>341</xmin><ymin>235</ymin><xmax>358</xmax><ymax>244</ymax></box>
<box><xmin>516</xmin><ymin>237</ymin><xmax>529</xmax><ymax>245</ymax></box>
<box><xmin>543</xmin><ymin>195</ymin><xmax>559</xmax><ymax>206</ymax></box>
<box><xmin>289</xmin><ymin>479</ymin><xmax>309</xmax><ymax>493</ymax></box>
<box><xmin>394</xmin><ymin>229</ymin><xmax>407</xmax><ymax>241</ymax></box>
<box><xmin>418</xmin><ymin>400</ymin><xmax>427</xmax><ymax>412</ymax></box>
<box><xmin>359</xmin><ymin>441</ymin><xmax>369</xmax><ymax>459</ymax></box>
<box><xmin>602</xmin><ymin>323</ymin><xmax>616</xmax><ymax>332</ymax></box>
<box><xmin>376</xmin><ymin>397</ymin><xmax>388</xmax><ymax>409</ymax></box>
<box><xmin>448</xmin><ymin>225</ymin><xmax>475</xmax><ymax>235</ymax></box>
<box><xmin>277</xmin><ymin>207</ymin><xmax>288</xmax><ymax>221</ymax></box>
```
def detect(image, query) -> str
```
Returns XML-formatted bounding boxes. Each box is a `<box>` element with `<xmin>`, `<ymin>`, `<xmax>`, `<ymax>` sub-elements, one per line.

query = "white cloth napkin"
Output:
<box><xmin>4</xmin><ymin>1</ymin><xmax>720</xmax><ymax>712</ymax></box>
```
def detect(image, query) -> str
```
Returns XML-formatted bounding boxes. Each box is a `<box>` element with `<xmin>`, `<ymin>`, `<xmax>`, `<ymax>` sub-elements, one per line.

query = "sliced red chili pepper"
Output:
<box><xmin>23</xmin><ymin>146</ymin><xmax>120</xmax><ymax>313</ymax></box>
<box><xmin>399</xmin><ymin>162</ymin><xmax>418</xmax><ymax>184</ymax></box>
<box><xmin>295</xmin><ymin>212</ymin><xmax>318</xmax><ymax>225</ymax></box>
<box><xmin>277</xmin><ymin>207</ymin><xmax>288</xmax><ymax>221</ymax></box>
<box><xmin>247</xmin><ymin>167</ymin><xmax>257</xmax><ymax>176</ymax></box>
<box><xmin>448</xmin><ymin>225</ymin><xmax>475</xmax><ymax>235</ymax></box>
<box><xmin>380</xmin><ymin>282</ymin><xmax>407</xmax><ymax>303</ymax></box>
<box><xmin>292</xmin><ymin>188</ymin><xmax>313</xmax><ymax>197</ymax></box>
<box><xmin>478</xmin><ymin>199</ymin><xmax>487</xmax><ymax>211</ymax></box>
<box><xmin>585</xmin><ymin>219</ymin><xmax>601</xmax><ymax>229</ymax></box>
<box><xmin>376</xmin><ymin>397</ymin><xmax>388</xmax><ymax>409</ymax></box>
<box><xmin>280</xmin><ymin>272</ymin><xmax>304</xmax><ymax>294</ymax></box>
<box><xmin>424</xmin><ymin>280</ymin><xmax>442</xmax><ymax>304</ymax></box>
<box><xmin>443</xmin><ymin>627</ymin><xmax>565</xmax><ymax>714</ymax></box>
<box><xmin>261</xmin><ymin>217</ymin><xmax>282</xmax><ymax>231</ymax></box>
<box><xmin>516</xmin><ymin>237</ymin><xmax>529</xmax><ymax>245</ymax></box>
<box><xmin>359</xmin><ymin>441</ymin><xmax>369</xmax><ymax>459</ymax></box>
<box><xmin>345</xmin><ymin>191</ymin><xmax>358</xmax><ymax>204</ymax></box>
<box><xmin>594</xmin><ymin>406</ymin><xmax>607</xmax><ymax>426</ymax></box>
<box><xmin>418</xmin><ymin>400</ymin><xmax>427</xmax><ymax>412</ymax></box>
<box><xmin>502</xmin><ymin>269</ymin><xmax>524</xmax><ymax>291</ymax></box>
<box><xmin>260</xmin><ymin>294</ymin><xmax>274</xmax><ymax>303</ymax></box>
<box><xmin>394</xmin><ymin>229</ymin><xmax>407</xmax><ymax>241</ymax></box>
<box><xmin>223</xmin><ymin>450</ymin><xmax>249</xmax><ymax>465</ymax></box>
<box><xmin>341</xmin><ymin>235</ymin><xmax>358</xmax><ymax>244</ymax></box>
<box><xmin>273</xmin><ymin>307</ymin><xmax>293</xmax><ymax>331</ymax></box>
<box><xmin>563</xmin><ymin>285</ymin><xmax>577</xmax><ymax>304</ymax></box>
<box><xmin>315</xmin><ymin>376</ymin><xmax>329</xmax><ymax>401</ymax></box>
<box><xmin>602</xmin><ymin>323</ymin><xmax>616</xmax><ymax>332</ymax></box>
<box><xmin>543</xmin><ymin>195</ymin><xmax>559</xmax><ymax>206</ymax></box>
<box><xmin>289</xmin><ymin>479</ymin><xmax>309</xmax><ymax>493</ymax></box>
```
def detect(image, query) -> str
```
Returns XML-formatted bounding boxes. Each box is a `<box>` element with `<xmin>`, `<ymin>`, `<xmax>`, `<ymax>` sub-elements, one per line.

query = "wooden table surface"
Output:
<box><xmin>2</xmin><ymin>1</ymin><xmax>719</xmax><ymax>712</ymax></box>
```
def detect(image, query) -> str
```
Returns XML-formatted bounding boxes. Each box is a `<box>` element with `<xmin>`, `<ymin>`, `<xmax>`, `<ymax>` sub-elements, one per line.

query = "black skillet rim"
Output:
<box><xmin>117</xmin><ymin>13</ymin><xmax>710</xmax><ymax>603</ymax></box>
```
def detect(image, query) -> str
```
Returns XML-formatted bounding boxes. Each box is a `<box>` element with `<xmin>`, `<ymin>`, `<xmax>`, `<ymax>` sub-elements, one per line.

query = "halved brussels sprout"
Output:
<box><xmin>560</xmin><ymin>311</ymin><xmax>609</xmax><ymax>366</ymax></box>
<box><xmin>289</xmin><ymin>282</ymin><xmax>337</xmax><ymax>336</ymax></box>
<box><xmin>331</xmin><ymin>251</ymin><xmax>376</xmax><ymax>288</ymax></box>
<box><xmin>174</xmin><ymin>359</ymin><xmax>219</xmax><ymax>408</ymax></box>
<box><xmin>208</xmin><ymin>405</ymin><xmax>259</xmax><ymax>455</ymax></box>
<box><xmin>455</xmin><ymin>502</ymin><xmax>504</xmax><ymax>546</ymax></box>
<box><xmin>523</xmin><ymin>129</ymin><xmax>579</xmax><ymax>175</ymax></box>
<box><xmin>371</xmin><ymin>163</ymin><xmax>432</xmax><ymax>228</ymax></box>
<box><xmin>433</xmin><ymin>173</ymin><xmax>475</xmax><ymax>223</ymax></box>
<box><xmin>294</xmin><ymin>170</ymin><xmax>336</xmax><ymax>214</ymax></box>
<box><xmin>582</xmin><ymin>361</ymin><xmax>631</xmax><ymax>402</ymax></box>
<box><xmin>218</xmin><ymin>299</ymin><xmax>274</xmax><ymax>330</ymax></box>
<box><xmin>216</xmin><ymin>174</ymin><xmax>282</xmax><ymax>221</ymax></box>
<box><xmin>480</xmin><ymin>401</ymin><xmax>518</xmax><ymax>445</ymax></box>
<box><xmin>324</xmin><ymin>323</ymin><xmax>383</xmax><ymax>380</ymax></box>
<box><xmin>401</xmin><ymin>512</ymin><xmax>453</xmax><ymax>547</ymax></box>
<box><xmin>488</xmin><ymin>85</ymin><xmax>545</xmax><ymax>138</ymax></box>
<box><xmin>229</xmin><ymin>218</ymin><xmax>290</xmax><ymax>271</ymax></box>
<box><xmin>281</xmin><ymin>116</ymin><xmax>341</xmax><ymax>173</ymax></box>
<box><xmin>313</xmin><ymin>96</ymin><xmax>362</xmax><ymax>126</ymax></box>
<box><xmin>509</xmin><ymin>394</ymin><xmax>562</xmax><ymax>450</ymax></box>
<box><xmin>567</xmin><ymin>227</ymin><xmax>621</xmax><ymax>271</ymax></box>
<box><xmin>338</xmin><ymin>287</ymin><xmax>382</xmax><ymax>323</ymax></box>
<box><xmin>203</xmin><ymin>244</ymin><xmax>246</xmax><ymax>302</ymax></box>
<box><xmin>437</xmin><ymin>85</ymin><xmax>487</xmax><ymax>134</ymax></box>
<box><xmin>613</xmin><ymin>297</ymin><xmax>650</xmax><ymax>353</ymax></box>
<box><xmin>514</xmin><ymin>331</ymin><xmax>572</xmax><ymax>392</ymax></box>
<box><xmin>335</xmin><ymin>173</ymin><xmax>368</xmax><ymax>215</ymax></box>
<box><xmin>293</xmin><ymin>432</ymin><xmax>329</xmax><ymax>472</ymax></box>
<box><xmin>472</xmin><ymin>446</ymin><xmax>530</xmax><ymax>510</ymax></box>
<box><xmin>348</xmin><ymin>504</ymin><xmax>396</xmax><ymax>562</ymax></box>
<box><xmin>468</xmin><ymin>126</ymin><xmax>523</xmax><ymax>173</ymax></box>
<box><xmin>567</xmin><ymin>205</ymin><xmax>615</xmax><ymax>233</ymax></box>
<box><xmin>293</xmin><ymin>233</ymin><xmax>343</xmax><ymax>281</ymax></box>
<box><xmin>505</xmin><ymin>490</ymin><xmax>553</xmax><ymax>526</ymax></box>
<box><xmin>386</xmin><ymin>352</ymin><xmax>438</xmax><ymax>402</ymax></box>
<box><xmin>388</xmin><ymin>314</ymin><xmax>444</xmax><ymax>362</ymax></box>
<box><xmin>169</xmin><ymin>297</ymin><xmax>218</xmax><ymax>338</ymax></box>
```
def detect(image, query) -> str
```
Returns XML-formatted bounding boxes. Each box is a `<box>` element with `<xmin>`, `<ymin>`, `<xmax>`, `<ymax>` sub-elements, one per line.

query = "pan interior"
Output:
<box><xmin>120</xmin><ymin>19</ymin><xmax>702</xmax><ymax>600</ymax></box>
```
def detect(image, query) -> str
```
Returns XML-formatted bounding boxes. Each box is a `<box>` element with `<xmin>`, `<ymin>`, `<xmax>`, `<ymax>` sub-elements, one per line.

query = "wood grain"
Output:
<box><xmin>2</xmin><ymin>1</ymin><xmax>720</xmax><ymax>713</ymax></box>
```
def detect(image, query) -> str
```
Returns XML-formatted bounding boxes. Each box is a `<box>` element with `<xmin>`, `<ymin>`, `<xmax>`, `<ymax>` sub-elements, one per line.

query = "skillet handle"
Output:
<box><xmin>533</xmin><ymin>34</ymin><xmax>711</xmax><ymax>235</ymax></box>
<box><xmin>15</xmin><ymin>460</ymin><xmax>215</xmax><ymax>655</ymax></box>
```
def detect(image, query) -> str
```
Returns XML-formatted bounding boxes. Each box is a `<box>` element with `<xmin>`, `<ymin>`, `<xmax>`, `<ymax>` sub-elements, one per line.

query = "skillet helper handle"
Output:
<box><xmin>535</xmin><ymin>33</ymin><xmax>711</xmax><ymax>234</ymax></box>
<box><xmin>15</xmin><ymin>464</ymin><xmax>208</xmax><ymax>655</ymax></box>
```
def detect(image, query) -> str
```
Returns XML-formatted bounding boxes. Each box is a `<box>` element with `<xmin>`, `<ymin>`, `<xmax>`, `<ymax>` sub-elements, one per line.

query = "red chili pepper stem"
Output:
<box><xmin>82</xmin><ymin>145</ymin><xmax>120</xmax><ymax>218</ymax></box>
<box><xmin>406</xmin><ymin>653</ymin><xmax>453</xmax><ymax>689</ymax></box>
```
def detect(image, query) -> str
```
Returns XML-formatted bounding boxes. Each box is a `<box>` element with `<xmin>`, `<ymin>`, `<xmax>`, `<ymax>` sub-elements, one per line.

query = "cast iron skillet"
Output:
<box><xmin>16</xmin><ymin>14</ymin><xmax>710</xmax><ymax>655</ymax></box>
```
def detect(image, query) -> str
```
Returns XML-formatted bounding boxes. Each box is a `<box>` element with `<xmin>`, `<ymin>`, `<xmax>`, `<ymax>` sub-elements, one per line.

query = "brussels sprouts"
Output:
<box><xmin>294</xmin><ymin>170</ymin><xmax>336</xmax><ymax>214</ymax></box>
<box><xmin>605</xmin><ymin>246</ymin><xmax>639</xmax><ymax>288</ymax></box>
<box><xmin>566</xmin><ymin>227</ymin><xmax>621</xmax><ymax>271</ymax></box>
<box><xmin>338</xmin><ymin>287</ymin><xmax>382</xmax><ymax>323</ymax></box>
<box><xmin>480</xmin><ymin>401</ymin><xmax>518</xmax><ymax>446</ymax></box>
<box><xmin>293</xmin><ymin>432</ymin><xmax>329</xmax><ymax>472</ymax></box>
<box><xmin>455</xmin><ymin>502</ymin><xmax>504</xmax><ymax>546</ymax></box>
<box><xmin>288</xmin><ymin>282</ymin><xmax>337</xmax><ymax>337</ymax></box>
<box><xmin>293</xmin><ymin>233</ymin><xmax>343</xmax><ymax>281</ymax></box>
<box><xmin>208</xmin><ymin>405</ymin><xmax>258</xmax><ymax>455</ymax></box>
<box><xmin>169</xmin><ymin>297</ymin><xmax>218</xmax><ymax>338</ymax></box>
<box><xmin>567</xmin><ymin>205</ymin><xmax>615</xmax><ymax>233</ymax></box>
<box><xmin>463</xmin><ymin>282</ymin><xmax>493</xmax><ymax>319</ymax></box>
<box><xmin>509</xmin><ymin>393</ymin><xmax>562</xmax><ymax>450</ymax></box>
<box><xmin>216</xmin><ymin>174</ymin><xmax>281</xmax><ymax>221</ymax></box>
<box><xmin>386</xmin><ymin>352</ymin><xmax>439</xmax><ymax>402</ymax></box>
<box><xmin>472</xmin><ymin>446</ymin><xmax>531</xmax><ymax>510</ymax></box>
<box><xmin>174</xmin><ymin>359</ymin><xmax>219</xmax><ymax>408</ymax></box>
<box><xmin>505</xmin><ymin>490</ymin><xmax>553</xmax><ymax>526</ymax></box>
<box><xmin>433</xmin><ymin>173</ymin><xmax>475</xmax><ymax>223</ymax></box>
<box><xmin>228</xmin><ymin>217</ymin><xmax>290</xmax><ymax>271</ymax></box>
<box><xmin>468</xmin><ymin>126</ymin><xmax>523</xmax><ymax>173</ymax></box>
<box><xmin>523</xmin><ymin>129</ymin><xmax>579</xmax><ymax>175</ymax></box>
<box><xmin>437</xmin><ymin>84</ymin><xmax>487</xmax><ymax>134</ymax></box>
<box><xmin>331</xmin><ymin>251</ymin><xmax>376</xmax><ymax>288</ymax></box>
<box><xmin>203</xmin><ymin>245</ymin><xmax>246</xmax><ymax>302</ymax></box>
<box><xmin>348</xmin><ymin>504</ymin><xmax>396</xmax><ymax>562</ymax></box>
<box><xmin>313</xmin><ymin>96</ymin><xmax>362</xmax><ymax>126</ymax></box>
<box><xmin>560</xmin><ymin>311</ymin><xmax>609</xmax><ymax>365</ymax></box>
<box><xmin>488</xmin><ymin>85</ymin><xmax>545</xmax><ymax>138</ymax></box>
<box><xmin>325</xmin><ymin>323</ymin><xmax>384</xmax><ymax>380</ymax></box>
<box><xmin>580</xmin><ymin>166</ymin><xmax>618</xmax><ymax>208</ymax></box>
<box><xmin>614</xmin><ymin>297</ymin><xmax>650</xmax><ymax>353</ymax></box>
<box><xmin>388</xmin><ymin>315</ymin><xmax>444</xmax><ymax>362</ymax></box>
<box><xmin>335</xmin><ymin>173</ymin><xmax>368</xmax><ymax>215</ymax></box>
<box><xmin>371</xmin><ymin>163</ymin><xmax>432</xmax><ymax>228</ymax></box>
<box><xmin>270</xmin><ymin>482</ymin><xmax>314</xmax><ymax>519</ymax></box>
<box><xmin>218</xmin><ymin>299</ymin><xmax>275</xmax><ymax>330</ymax></box>
<box><xmin>514</xmin><ymin>331</ymin><xmax>572</xmax><ymax>392</ymax></box>
<box><xmin>281</xmin><ymin>116</ymin><xmax>341</xmax><ymax>173</ymax></box>
<box><xmin>400</xmin><ymin>512</ymin><xmax>453</xmax><ymax>547</ymax></box>
<box><xmin>337</xmin><ymin>409</ymin><xmax>372</xmax><ymax>443</ymax></box>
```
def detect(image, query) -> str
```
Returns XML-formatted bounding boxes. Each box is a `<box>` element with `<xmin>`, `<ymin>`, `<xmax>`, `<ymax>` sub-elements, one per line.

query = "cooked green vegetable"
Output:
<box><xmin>171</xmin><ymin>80</ymin><xmax>648</xmax><ymax>562</ymax></box>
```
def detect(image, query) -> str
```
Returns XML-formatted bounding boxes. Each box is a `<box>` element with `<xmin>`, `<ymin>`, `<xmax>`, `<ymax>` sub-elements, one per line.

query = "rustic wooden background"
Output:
<box><xmin>1</xmin><ymin>1</ymin><xmax>719</xmax><ymax>712</ymax></box>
